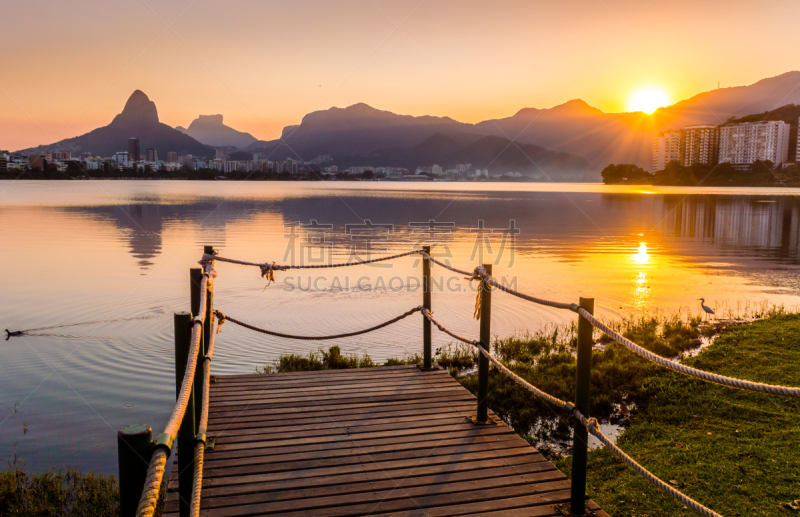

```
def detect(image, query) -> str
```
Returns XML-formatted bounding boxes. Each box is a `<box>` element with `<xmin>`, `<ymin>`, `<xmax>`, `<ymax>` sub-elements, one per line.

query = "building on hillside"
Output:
<box><xmin>146</xmin><ymin>148</ymin><xmax>157</xmax><ymax>162</ymax></box>
<box><xmin>797</xmin><ymin>117</ymin><xmax>800</xmax><ymax>163</ymax></box>
<box><xmin>52</xmin><ymin>150</ymin><xmax>71</xmax><ymax>161</ymax></box>
<box><xmin>128</xmin><ymin>138</ymin><xmax>140</xmax><ymax>162</ymax></box>
<box><xmin>718</xmin><ymin>120</ymin><xmax>790</xmax><ymax>169</ymax></box>
<box><xmin>167</xmin><ymin>152</ymin><xmax>178</xmax><ymax>163</ymax></box>
<box><xmin>653</xmin><ymin>129</ymin><xmax>682</xmax><ymax>171</ymax></box>
<box><xmin>682</xmin><ymin>125</ymin><xmax>719</xmax><ymax>167</ymax></box>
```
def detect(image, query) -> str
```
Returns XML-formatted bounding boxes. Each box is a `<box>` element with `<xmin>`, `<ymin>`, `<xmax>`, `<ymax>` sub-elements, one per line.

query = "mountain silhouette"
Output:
<box><xmin>177</xmin><ymin>114</ymin><xmax>257</xmax><ymax>149</ymax></box>
<box><xmin>246</xmin><ymin>103</ymin><xmax>478</xmax><ymax>159</ymax></box>
<box><xmin>248</xmin><ymin>71</ymin><xmax>800</xmax><ymax>170</ymax></box>
<box><xmin>335</xmin><ymin>132</ymin><xmax>593</xmax><ymax>181</ymax></box>
<box><xmin>19</xmin><ymin>90</ymin><xmax>215</xmax><ymax>158</ymax></box>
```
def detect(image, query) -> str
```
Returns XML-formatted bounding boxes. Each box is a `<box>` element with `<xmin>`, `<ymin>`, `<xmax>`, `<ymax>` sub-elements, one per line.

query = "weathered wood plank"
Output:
<box><xmin>162</xmin><ymin>366</ymin><xmax>605</xmax><ymax>517</ymax></box>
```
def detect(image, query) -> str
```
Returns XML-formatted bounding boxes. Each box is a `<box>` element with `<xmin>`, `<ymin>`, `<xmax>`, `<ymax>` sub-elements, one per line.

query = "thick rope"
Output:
<box><xmin>573</xmin><ymin>410</ymin><xmax>722</xmax><ymax>517</ymax></box>
<box><xmin>420</xmin><ymin>308</ymin><xmax>570</xmax><ymax>409</ymax></box>
<box><xmin>205</xmin><ymin>250</ymin><xmax>422</xmax><ymax>278</ymax></box>
<box><xmin>136</xmin><ymin>272</ymin><xmax>209</xmax><ymax>517</ymax></box>
<box><xmin>216</xmin><ymin>307</ymin><xmax>422</xmax><ymax>341</ymax></box>
<box><xmin>422</xmin><ymin>307</ymin><xmax>721</xmax><ymax>517</ymax></box>
<box><xmin>577</xmin><ymin>307</ymin><xmax>800</xmax><ymax>397</ymax></box>
<box><xmin>190</xmin><ymin>312</ymin><xmax>219</xmax><ymax>517</ymax></box>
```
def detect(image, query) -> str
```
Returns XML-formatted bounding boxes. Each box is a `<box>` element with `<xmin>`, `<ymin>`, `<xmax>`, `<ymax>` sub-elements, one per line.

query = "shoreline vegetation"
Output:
<box><xmin>602</xmin><ymin>161</ymin><xmax>800</xmax><ymax>187</ymax></box>
<box><xmin>2</xmin><ymin>303</ymin><xmax>796</xmax><ymax>516</ymax></box>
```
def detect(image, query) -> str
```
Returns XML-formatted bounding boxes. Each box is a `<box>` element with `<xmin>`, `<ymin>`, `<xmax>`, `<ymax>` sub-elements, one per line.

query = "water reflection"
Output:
<box><xmin>3</xmin><ymin>181</ymin><xmax>800</xmax><ymax>474</ymax></box>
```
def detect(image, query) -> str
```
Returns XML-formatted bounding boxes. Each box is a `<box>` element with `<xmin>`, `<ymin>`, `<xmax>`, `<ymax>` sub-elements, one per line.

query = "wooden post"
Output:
<box><xmin>117</xmin><ymin>424</ymin><xmax>153</xmax><ymax>517</ymax></box>
<box><xmin>422</xmin><ymin>245</ymin><xmax>432</xmax><ymax>369</ymax></box>
<box><xmin>190</xmin><ymin>268</ymin><xmax>204</xmax><ymax>435</ymax></box>
<box><xmin>174</xmin><ymin>311</ymin><xmax>195</xmax><ymax>517</ymax></box>
<box><xmin>476</xmin><ymin>264</ymin><xmax>492</xmax><ymax>423</ymax></box>
<box><xmin>571</xmin><ymin>297</ymin><xmax>594</xmax><ymax>515</ymax></box>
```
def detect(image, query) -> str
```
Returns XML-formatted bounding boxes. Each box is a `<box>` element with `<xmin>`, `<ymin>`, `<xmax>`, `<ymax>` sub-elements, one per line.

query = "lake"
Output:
<box><xmin>2</xmin><ymin>180</ymin><xmax>800</xmax><ymax>474</ymax></box>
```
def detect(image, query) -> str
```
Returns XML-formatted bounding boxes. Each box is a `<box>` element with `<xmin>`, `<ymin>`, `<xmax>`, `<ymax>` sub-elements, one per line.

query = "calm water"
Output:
<box><xmin>3</xmin><ymin>180</ymin><xmax>800</xmax><ymax>474</ymax></box>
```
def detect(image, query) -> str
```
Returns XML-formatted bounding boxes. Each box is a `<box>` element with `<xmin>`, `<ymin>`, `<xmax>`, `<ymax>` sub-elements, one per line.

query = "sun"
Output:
<box><xmin>628</xmin><ymin>87</ymin><xmax>670</xmax><ymax>114</ymax></box>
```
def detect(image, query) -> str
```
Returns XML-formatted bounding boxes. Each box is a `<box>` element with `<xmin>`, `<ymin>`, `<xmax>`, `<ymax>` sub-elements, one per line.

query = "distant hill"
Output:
<box><xmin>177</xmin><ymin>114</ymin><xmax>257</xmax><ymax>149</ymax></box>
<box><xmin>248</xmin><ymin>71</ymin><xmax>800</xmax><ymax>171</ymax></box>
<box><xmin>17</xmin><ymin>90</ymin><xmax>214</xmax><ymax>158</ymax></box>
<box><xmin>246</xmin><ymin>103</ymin><xmax>479</xmax><ymax>159</ymax></box>
<box><xmin>335</xmin><ymin>132</ymin><xmax>594</xmax><ymax>181</ymax></box>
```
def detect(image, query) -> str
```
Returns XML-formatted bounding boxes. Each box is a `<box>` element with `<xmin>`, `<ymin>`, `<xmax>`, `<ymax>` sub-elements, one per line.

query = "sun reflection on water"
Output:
<box><xmin>633</xmin><ymin>242</ymin><xmax>649</xmax><ymax>264</ymax></box>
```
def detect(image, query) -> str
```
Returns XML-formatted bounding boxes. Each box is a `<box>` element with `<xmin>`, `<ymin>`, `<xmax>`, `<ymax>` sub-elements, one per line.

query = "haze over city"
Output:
<box><xmin>2</xmin><ymin>0</ymin><xmax>799</xmax><ymax>152</ymax></box>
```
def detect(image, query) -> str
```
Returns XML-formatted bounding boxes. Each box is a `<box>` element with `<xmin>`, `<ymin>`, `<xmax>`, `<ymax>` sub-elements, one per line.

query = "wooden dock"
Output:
<box><xmin>164</xmin><ymin>365</ymin><xmax>607</xmax><ymax>517</ymax></box>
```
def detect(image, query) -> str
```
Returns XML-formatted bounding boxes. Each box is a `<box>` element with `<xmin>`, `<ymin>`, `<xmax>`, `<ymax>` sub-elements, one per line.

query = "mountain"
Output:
<box><xmin>477</xmin><ymin>72</ymin><xmax>800</xmax><ymax>169</ymax></box>
<box><xmin>18</xmin><ymin>90</ymin><xmax>214</xmax><ymax>158</ymax></box>
<box><xmin>335</xmin><ymin>132</ymin><xmax>594</xmax><ymax>181</ymax></box>
<box><xmin>246</xmin><ymin>103</ymin><xmax>478</xmax><ymax>159</ymax></box>
<box><xmin>250</xmin><ymin>72</ymin><xmax>800</xmax><ymax>171</ymax></box>
<box><xmin>177</xmin><ymin>114</ymin><xmax>257</xmax><ymax>149</ymax></box>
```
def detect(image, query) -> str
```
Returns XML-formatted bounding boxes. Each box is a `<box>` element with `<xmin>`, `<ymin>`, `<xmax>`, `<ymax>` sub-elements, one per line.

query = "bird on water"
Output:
<box><xmin>698</xmin><ymin>298</ymin><xmax>715</xmax><ymax>319</ymax></box>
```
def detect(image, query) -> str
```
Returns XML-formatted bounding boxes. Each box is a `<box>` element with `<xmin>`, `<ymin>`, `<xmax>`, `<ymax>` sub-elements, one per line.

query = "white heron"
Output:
<box><xmin>698</xmin><ymin>298</ymin><xmax>715</xmax><ymax>319</ymax></box>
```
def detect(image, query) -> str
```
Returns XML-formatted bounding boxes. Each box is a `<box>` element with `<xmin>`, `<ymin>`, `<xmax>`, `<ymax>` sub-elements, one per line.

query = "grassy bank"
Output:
<box><xmin>0</xmin><ymin>466</ymin><xmax>118</xmax><ymax>516</ymax></box>
<box><xmin>555</xmin><ymin>313</ymin><xmax>800</xmax><ymax>516</ymax></box>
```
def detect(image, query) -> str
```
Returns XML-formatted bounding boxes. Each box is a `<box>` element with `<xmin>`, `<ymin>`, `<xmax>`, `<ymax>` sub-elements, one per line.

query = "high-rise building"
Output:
<box><xmin>653</xmin><ymin>129</ymin><xmax>683</xmax><ymax>171</ymax></box>
<box><xmin>146</xmin><ymin>148</ymin><xmax>157</xmax><ymax>162</ymax></box>
<box><xmin>128</xmin><ymin>138</ymin><xmax>140</xmax><ymax>162</ymax></box>
<box><xmin>167</xmin><ymin>152</ymin><xmax>178</xmax><ymax>163</ymax></box>
<box><xmin>52</xmin><ymin>150</ymin><xmax>71</xmax><ymax>160</ymax></box>
<box><xmin>682</xmin><ymin>125</ymin><xmax>719</xmax><ymax>167</ymax></box>
<box><xmin>718</xmin><ymin>120</ymin><xmax>790</xmax><ymax>169</ymax></box>
<box><xmin>797</xmin><ymin>117</ymin><xmax>800</xmax><ymax>163</ymax></box>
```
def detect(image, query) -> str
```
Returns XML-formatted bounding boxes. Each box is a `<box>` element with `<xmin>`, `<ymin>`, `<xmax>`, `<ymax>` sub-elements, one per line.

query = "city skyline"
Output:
<box><xmin>2</xmin><ymin>0</ymin><xmax>799</xmax><ymax>152</ymax></box>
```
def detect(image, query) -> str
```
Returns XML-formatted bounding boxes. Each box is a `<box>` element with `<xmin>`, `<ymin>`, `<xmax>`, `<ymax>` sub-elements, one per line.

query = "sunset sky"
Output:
<box><xmin>1</xmin><ymin>0</ymin><xmax>798</xmax><ymax>151</ymax></box>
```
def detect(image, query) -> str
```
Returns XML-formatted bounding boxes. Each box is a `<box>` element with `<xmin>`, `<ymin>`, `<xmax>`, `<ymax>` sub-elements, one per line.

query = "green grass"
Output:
<box><xmin>0</xmin><ymin>466</ymin><xmax>118</xmax><ymax>516</ymax></box>
<box><xmin>255</xmin><ymin>345</ymin><xmax>421</xmax><ymax>373</ymax></box>
<box><xmin>555</xmin><ymin>314</ymin><xmax>800</xmax><ymax>516</ymax></box>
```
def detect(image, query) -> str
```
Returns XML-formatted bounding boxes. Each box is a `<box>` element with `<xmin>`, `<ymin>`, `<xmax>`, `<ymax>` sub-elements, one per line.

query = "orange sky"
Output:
<box><xmin>1</xmin><ymin>0</ymin><xmax>799</xmax><ymax>152</ymax></box>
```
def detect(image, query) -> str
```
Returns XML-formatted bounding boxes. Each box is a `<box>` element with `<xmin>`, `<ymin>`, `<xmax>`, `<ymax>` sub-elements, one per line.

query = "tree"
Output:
<box><xmin>600</xmin><ymin>163</ymin><xmax>653</xmax><ymax>184</ymax></box>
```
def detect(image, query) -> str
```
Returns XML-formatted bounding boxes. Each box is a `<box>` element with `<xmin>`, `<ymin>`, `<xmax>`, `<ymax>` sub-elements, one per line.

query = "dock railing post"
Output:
<box><xmin>190</xmin><ymin>268</ymin><xmax>204</xmax><ymax>434</ymax></box>
<box><xmin>117</xmin><ymin>424</ymin><xmax>153</xmax><ymax>517</ymax></box>
<box><xmin>476</xmin><ymin>264</ymin><xmax>492</xmax><ymax>422</ymax></box>
<box><xmin>174</xmin><ymin>311</ymin><xmax>195</xmax><ymax>517</ymax></box>
<box><xmin>422</xmin><ymin>245</ymin><xmax>432</xmax><ymax>369</ymax></box>
<box><xmin>571</xmin><ymin>297</ymin><xmax>594</xmax><ymax>515</ymax></box>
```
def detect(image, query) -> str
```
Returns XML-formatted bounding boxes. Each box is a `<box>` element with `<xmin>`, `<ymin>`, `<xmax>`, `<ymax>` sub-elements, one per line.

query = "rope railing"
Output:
<box><xmin>135</xmin><ymin>265</ymin><xmax>213</xmax><ymax>517</ymax></box>
<box><xmin>205</xmin><ymin>250</ymin><xmax>423</xmax><ymax>281</ymax></box>
<box><xmin>420</xmin><ymin>307</ymin><xmax>722</xmax><ymax>517</ymax></box>
<box><xmin>575</xmin><ymin>307</ymin><xmax>800</xmax><ymax>398</ymax></box>
<box><xmin>216</xmin><ymin>306</ymin><xmax>422</xmax><ymax>341</ymax></box>
<box><xmin>123</xmin><ymin>247</ymin><xmax>800</xmax><ymax>517</ymax></box>
<box><xmin>190</xmin><ymin>310</ymin><xmax>220</xmax><ymax>517</ymax></box>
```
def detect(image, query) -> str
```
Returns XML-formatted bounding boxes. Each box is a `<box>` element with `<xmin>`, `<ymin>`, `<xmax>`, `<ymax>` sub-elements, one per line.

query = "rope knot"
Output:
<box><xmin>586</xmin><ymin>417</ymin><xmax>599</xmax><ymax>430</ymax></box>
<box><xmin>214</xmin><ymin>310</ymin><xmax>226</xmax><ymax>333</ymax></box>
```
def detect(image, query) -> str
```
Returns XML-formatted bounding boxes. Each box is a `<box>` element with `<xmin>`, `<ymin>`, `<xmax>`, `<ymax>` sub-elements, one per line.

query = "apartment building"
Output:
<box><xmin>718</xmin><ymin>120</ymin><xmax>790</xmax><ymax>168</ymax></box>
<box><xmin>652</xmin><ymin>129</ymin><xmax>682</xmax><ymax>171</ymax></box>
<box><xmin>682</xmin><ymin>125</ymin><xmax>719</xmax><ymax>166</ymax></box>
<box><xmin>797</xmin><ymin>116</ymin><xmax>800</xmax><ymax>163</ymax></box>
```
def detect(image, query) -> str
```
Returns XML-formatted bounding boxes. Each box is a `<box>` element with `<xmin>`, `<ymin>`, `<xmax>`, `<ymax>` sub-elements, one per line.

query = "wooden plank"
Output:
<box><xmin>202</xmin><ymin>426</ymin><xmax>515</xmax><ymax>462</ymax></box>
<box><xmin>204</xmin><ymin>485</ymin><xmax>573</xmax><ymax>517</ymax></box>
<box><xmin>209</xmin><ymin>378</ymin><xmax>457</xmax><ymax>400</ymax></box>
<box><xmin>209</xmin><ymin>385</ymin><xmax>467</xmax><ymax>409</ymax></box>
<box><xmin>205</xmin><ymin>438</ymin><xmax>531</xmax><ymax>479</ymax></box>
<box><xmin>202</xmin><ymin>447</ymin><xmax>542</xmax><ymax>489</ymax></box>
<box><xmin>203</xmin><ymin>475</ymin><xmax>571</xmax><ymax>516</ymax></box>
<box><xmin>207</xmin><ymin>394</ymin><xmax>476</xmax><ymax>423</ymax></box>
<box><xmin>176</xmin><ymin>365</ymin><xmax>606</xmax><ymax>517</ymax></box>
<box><xmin>170</xmin><ymin>451</ymin><xmax>543</xmax><ymax>496</ymax></box>
<box><xmin>207</xmin><ymin>400</ymin><xmax>477</xmax><ymax>432</ymax></box>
